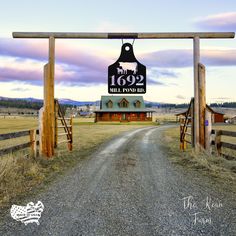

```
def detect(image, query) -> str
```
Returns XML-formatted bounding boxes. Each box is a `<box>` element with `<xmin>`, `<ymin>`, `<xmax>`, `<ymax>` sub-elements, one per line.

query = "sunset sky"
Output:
<box><xmin>0</xmin><ymin>0</ymin><xmax>235</xmax><ymax>103</ymax></box>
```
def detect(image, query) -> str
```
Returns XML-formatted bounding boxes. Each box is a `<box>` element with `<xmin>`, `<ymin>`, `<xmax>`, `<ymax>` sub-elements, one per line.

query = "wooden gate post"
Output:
<box><xmin>198</xmin><ymin>63</ymin><xmax>206</xmax><ymax>149</ymax></box>
<box><xmin>39</xmin><ymin>37</ymin><xmax>55</xmax><ymax>158</ymax></box>
<box><xmin>193</xmin><ymin>36</ymin><xmax>200</xmax><ymax>151</ymax></box>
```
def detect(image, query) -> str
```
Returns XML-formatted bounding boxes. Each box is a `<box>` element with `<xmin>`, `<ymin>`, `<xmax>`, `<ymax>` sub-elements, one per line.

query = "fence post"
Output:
<box><xmin>30</xmin><ymin>129</ymin><xmax>37</xmax><ymax>157</ymax></box>
<box><xmin>215</xmin><ymin>130</ymin><xmax>222</xmax><ymax>156</ymax></box>
<box><xmin>205</xmin><ymin>109</ymin><xmax>212</xmax><ymax>153</ymax></box>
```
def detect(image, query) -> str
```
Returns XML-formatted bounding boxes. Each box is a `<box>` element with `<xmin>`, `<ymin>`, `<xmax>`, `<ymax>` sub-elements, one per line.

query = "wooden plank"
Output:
<box><xmin>58</xmin><ymin>140</ymin><xmax>70</xmax><ymax>144</ymax></box>
<box><xmin>57</xmin><ymin>117</ymin><xmax>71</xmax><ymax>120</ymax></box>
<box><xmin>12</xmin><ymin>32</ymin><xmax>235</xmax><ymax>39</ymax></box>
<box><xmin>0</xmin><ymin>130</ymin><xmax>30</xmax><ymax>141</ymax></box>
<box><xmin>184</xmin><ymin>140</ymin><xmax>192</xmax><ymax>144</ymax></box>
<box><xmin>199</xmin><ymin>63</ymin><xmax>206</xmax><ymax>149</ymax></box>
<box><xmin>221</xmin><ymin>142</ymin><xmax>236</xmax><ymax>150</ymax></box>
<box><xmin>180</xmin><ymin>124</ymin><xmax>192</xmax><ymax>127</ymax></box>
<box><xmin>58</xmin><ymin>132</ymin><xmax>71</xmax><ymax>136</ymax></box>
<box><xmin>193</xmin><ymin>37</ymin><xmax>200</xmax><ymax>151</ymax></box>
<box><xmin>221</xmin><ymin>130</ymin><xmax>236</xmax><ymax>137</ymax></box>
<box><xmin>0</xmin><ymin>142</ymin><xmax>31</xmax><ymax>156</ymax></box>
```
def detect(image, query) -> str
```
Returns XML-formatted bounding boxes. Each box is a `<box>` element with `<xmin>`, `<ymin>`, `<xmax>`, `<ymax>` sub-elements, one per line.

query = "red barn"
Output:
<box><xmin>95</xmin><ymin>96</ymin><xmax>153</xmax><ymax>122</ymax></box>
<box><xmin>175</xmin><ymin>105</ymin><xmax>224</xmax><ymax>123</ymax></box>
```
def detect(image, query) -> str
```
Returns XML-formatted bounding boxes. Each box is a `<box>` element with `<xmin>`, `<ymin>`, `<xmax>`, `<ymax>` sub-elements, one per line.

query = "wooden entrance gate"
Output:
<box><xmin>12</xmin><ymin>32</ymin><xmax>235</xmax><ymax>157</ymax></box>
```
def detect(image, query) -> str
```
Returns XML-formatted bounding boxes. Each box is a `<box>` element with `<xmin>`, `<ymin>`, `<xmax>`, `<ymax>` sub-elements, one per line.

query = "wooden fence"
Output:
<box><xmin>0</xmin><ymin>129</ymin><xmax>39</xmax><ymax>157</ymax></box>
<box><xmin>211</xmin><ymin>129</ymin><xmax>236</xmax><ymax>159</ymax></box>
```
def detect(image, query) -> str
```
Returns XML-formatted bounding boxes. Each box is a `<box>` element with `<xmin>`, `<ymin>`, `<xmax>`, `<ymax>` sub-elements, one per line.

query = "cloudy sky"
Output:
<box><xmin>0</xmin><ymin>0</ymin><xmax>235</xmax><ymax>103</ymax></box>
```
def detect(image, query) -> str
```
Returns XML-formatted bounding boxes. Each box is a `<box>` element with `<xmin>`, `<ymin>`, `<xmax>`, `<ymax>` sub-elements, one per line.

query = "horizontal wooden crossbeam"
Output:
<box><xmin>12</xmin><ymin>32</ymin><xmax>235</xmax><ymax>39</ymax></box>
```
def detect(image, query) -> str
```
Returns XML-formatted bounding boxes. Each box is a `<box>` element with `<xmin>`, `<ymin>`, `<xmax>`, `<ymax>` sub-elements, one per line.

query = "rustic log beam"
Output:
<box><xmin>12</xmin><ymin>32</ymin><xmax>235</xmax><ymax>39</ymax></box>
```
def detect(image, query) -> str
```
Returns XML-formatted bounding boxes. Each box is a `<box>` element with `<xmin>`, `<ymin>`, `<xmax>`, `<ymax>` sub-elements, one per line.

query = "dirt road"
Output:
<box><xmin>1</xmin><ymin>126</ymin><xmax>235</xmax><ymax>235</ymax></box>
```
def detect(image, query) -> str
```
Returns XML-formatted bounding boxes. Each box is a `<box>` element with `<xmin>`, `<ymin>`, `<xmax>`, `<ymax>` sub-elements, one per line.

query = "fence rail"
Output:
<box><xmin>211</xmin><ymin>129</ymin><xmax>236</xmax><ymax>160</ymax></box>
<box><xmin>0</xmin><ymin>129</ymin><xmax>39</xmax><ymax>157</ymax></box>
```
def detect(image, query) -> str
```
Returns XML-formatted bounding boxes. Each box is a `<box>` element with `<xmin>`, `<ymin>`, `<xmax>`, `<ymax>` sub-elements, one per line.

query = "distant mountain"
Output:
<box><xmin>0</xmin><ymin>96</ymin><xmax>100</xmax><ymax>107</ymax></box>
<box><xmin>58</xmin><ymin>98</ymin><xmax>99</xmax><ymax>106</ymax></box>
<box><xmin>0</xmin><ymin>96</ymin><xmax>174</xmax><ymax>107</ymax></box>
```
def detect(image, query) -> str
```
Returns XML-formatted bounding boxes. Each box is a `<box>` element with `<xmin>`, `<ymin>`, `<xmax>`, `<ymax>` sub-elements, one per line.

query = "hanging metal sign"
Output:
<box><xmin>108</xmin><ymin>43</ymin><xmax>146</xmax><ymax>94</ymax></box>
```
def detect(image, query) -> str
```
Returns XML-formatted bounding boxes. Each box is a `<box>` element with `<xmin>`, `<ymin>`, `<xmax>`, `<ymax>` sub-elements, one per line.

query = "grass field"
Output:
<box><xmin>0</xmin><ymin>116</ymin><xmax>156</xmax><ymax>212</ymax></box>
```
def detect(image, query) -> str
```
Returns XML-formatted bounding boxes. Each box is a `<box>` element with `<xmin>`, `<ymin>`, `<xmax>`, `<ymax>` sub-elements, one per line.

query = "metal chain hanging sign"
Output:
<box><xmin>108</xmin><ymin>42</ymin><xmax>146</xmax><ymax>94</ymax></box>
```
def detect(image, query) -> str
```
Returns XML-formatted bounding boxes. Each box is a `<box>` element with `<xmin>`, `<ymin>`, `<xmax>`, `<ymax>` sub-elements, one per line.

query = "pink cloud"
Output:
<box><xmin>194</xmin><ymin>12</ymin><xmax>236</xmax><ymax>31</ymax></box>
<box><xmin>0</xmin><ymin>38</ymin><xmax>111</xmax><ymax>86</ymax></box>
<box><xmin>0</xmin><ymin>64</ymin><xmax>107</xmax><ymax>86</ymax></box>
<box><xmin>141</xmin><ymin>49</ymin><xmax>236</xmax><ymax>68</ymax></box>
<box><xmin>0</xmin><ymin>38</ymin><xmax>235</xmax><ymax>87</ymax></box>
<box><xmin>0</xmin><ymin>38</ymin><xmax>110</xmax><ymax>71</ymax></box>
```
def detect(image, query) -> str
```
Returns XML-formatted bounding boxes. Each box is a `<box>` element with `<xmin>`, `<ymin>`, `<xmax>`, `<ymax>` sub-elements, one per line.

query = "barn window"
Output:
<box><xmin>107</xmin><ymin>100</ymin><xmax>113</xmax><ymax>108</ymax></box>
<box><xmin>119</xmin><ymin>98</ymin><xmax>129</xmax><ymax>108</ymax></box>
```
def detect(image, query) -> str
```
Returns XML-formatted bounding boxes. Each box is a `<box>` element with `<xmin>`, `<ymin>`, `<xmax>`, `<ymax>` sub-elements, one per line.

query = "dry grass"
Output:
<box><xmin>0</xmin><ymin>117</ymin><xmax>153</xmax><ymax>213</ymax></box>
<box><xmin>162</xmin><ymin>126</ymin><xmax>236</xmax><ymax>186</ymax></box>
<box><xmin>153</xmin><ymin>114</ymin><xmax>177</xmax><ymax>123</ymax></box>
<box><xmin>0</xmin><ymin>116</ymin><xmax>38</xmax><ymax>133</ymax></box>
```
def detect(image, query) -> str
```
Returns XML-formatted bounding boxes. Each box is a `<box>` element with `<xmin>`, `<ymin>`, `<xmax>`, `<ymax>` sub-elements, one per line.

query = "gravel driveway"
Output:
<box><xmin>0</xmin><ymin>126</ymin><xmax>235</xmax><ymax>236</ymax></box>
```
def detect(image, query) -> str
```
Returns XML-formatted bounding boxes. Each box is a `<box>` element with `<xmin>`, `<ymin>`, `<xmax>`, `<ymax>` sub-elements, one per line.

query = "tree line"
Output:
<box><xmin>1</xmin><ymin>99</ymin><xmax>236</xmax><ymax>110</ymax></box>
<box><xmin>0</xmin><ymin>99</ymin><xmax>72</xmax><ymax>113</ymax></box>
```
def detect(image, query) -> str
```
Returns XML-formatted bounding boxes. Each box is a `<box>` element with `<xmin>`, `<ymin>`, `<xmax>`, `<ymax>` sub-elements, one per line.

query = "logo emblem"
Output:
<box><xmin>10</xmin><ymin>201</ymin><xmax>44</xmax><ymax>225</ymax></box>
<box><xmin>108</xmin><ymin>43</ymin><xmax>146</xmax><ymax>94</ymax></box>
